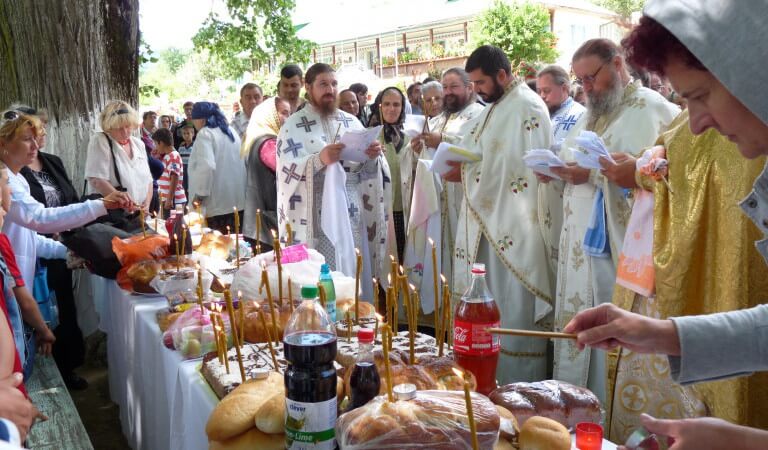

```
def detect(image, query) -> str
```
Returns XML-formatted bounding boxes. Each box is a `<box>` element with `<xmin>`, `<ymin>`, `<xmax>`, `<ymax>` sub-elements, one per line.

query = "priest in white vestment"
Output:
<box><xmin>276</xmin><ymin>63</ymin><xmax>392</xmax><ymax>302</ymax></box>
<box><xmin>544</xmin><ymin>39</ymin><xmax>679</xmax><ymax>402</ymax></box>
<box><xmin>446</xmin><ymin>46</ymin><xmax>555</xmax><ymax>383</ymax></box>
<box><xmin>402</xmin><ymin>68</ymin><xmax>485</xmax><ymax>327</ymax></box>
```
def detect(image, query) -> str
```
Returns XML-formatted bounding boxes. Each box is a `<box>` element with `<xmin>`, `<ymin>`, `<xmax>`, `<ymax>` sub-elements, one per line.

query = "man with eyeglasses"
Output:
<box><xmin>538</xmin><ymin>38</ymin><xmax>679</xmax><ymax>402</ymax></box>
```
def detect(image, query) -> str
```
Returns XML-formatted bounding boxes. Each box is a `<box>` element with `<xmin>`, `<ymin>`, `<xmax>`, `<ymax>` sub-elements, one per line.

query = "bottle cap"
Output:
<box><xmin>320</xmin><ymin>263</ymin><xmax>331</xmax><ymax>274</ymax></box>
<box><xmin>300</xmin><ymin>285</ymin><xmax>318</xmax><ymax>299</ymax></box>
<box><xmin>393</xmin><ymin>383</ymin><xmax>417</xmax><ymax>401</ymax></box>
<box><xmin>357</xmin><ymin>328</ymin><xmax>374</xmax><ymax>343</ymax></box>
<box><xmin>251</xmin><ymin>368</ymin><xmax>270</xmax><ymax>379</ymax></box>
<box><xmin>471</xmin><ymin>263</ymin><xmax>486</xmax><ymax>274</ymax></box>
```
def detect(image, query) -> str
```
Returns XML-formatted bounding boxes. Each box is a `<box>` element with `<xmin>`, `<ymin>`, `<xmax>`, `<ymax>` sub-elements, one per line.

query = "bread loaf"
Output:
<box><xmin>489</xmin><ymin>380</ymin><xmax>602</xmax><ymax>429</ymax></box>
<box><xmin>254</xmin><ymin>393</ymin><xmax>284</xmax><ymax>434</ymax></box>
<box><xmin>518</xmin><ymin>416</ymin><xmax>570</xmax><ymax>450</ymax></box>
<box><xmin>336</xmin><ymin>390</ymin><xmax>500</xmax><ymax>449</ymax></box>
<box><xmin>205</xmin><ymin>371</ymin><xmax>284</xmax><ymax>441</ymax></box>
<box><xmin>208</xmin><ymin>427</ymin><xmax>284</xmax><ymax>450</ymax></box>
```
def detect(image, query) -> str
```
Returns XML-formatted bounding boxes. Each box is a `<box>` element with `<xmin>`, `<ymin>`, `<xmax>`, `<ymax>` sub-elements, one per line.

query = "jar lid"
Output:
<box><xmin>250</xmin><ymin>368</ymin><xmax>270</xmax><ymax>379</ymax></box>
<box><xmin>393</xmin><ymin>383</ymin><xmax>417</xmax><ymax>401</ymax></box>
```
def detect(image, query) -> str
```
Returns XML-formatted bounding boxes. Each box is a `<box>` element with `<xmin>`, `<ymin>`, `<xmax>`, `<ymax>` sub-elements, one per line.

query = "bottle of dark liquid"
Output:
<box><xmin>284</xmin><ymin>285</ymin><xmax>337</xmax><ymax>450</ymax></box>
<box><xmin>347</xmin><ymin>328</ymin><xmax>380</xmax><ymax>411</ymax></box>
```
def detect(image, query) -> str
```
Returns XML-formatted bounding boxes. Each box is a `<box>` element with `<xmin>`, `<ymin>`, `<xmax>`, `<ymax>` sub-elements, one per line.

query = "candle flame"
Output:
<box><xmin>428</xmin><ymin>237</ymin><xmax>434</xmax><ymax>247</ymax></box>
<box><xmin>376</xmin><ymin>312</ymin><xmax>384</xmax><ymax>321</ymax></box>
<box><xmin>390</xmin><ymin>255</ymin><xmax>395</xmax><ymax>263</ymax></box>
<box><xmin>271</xmin><ymin>229</ymin><xmax>277</xmax><ymax>239</ymax></box>
<box><xmin>440</xmin><ymin>274</ymin><xmax>447</xmax><ymax>283</ymax></box>
<box><xmin>452</xmin><ymin>367</ymin><xmax>463</xmax><ymax>378</ymax></box>
<box><xmin>387</xmin><ymin>274</ymin><xmax>392</xmax><ymax>283</ymax></box>
<box><xmin>409</xmin><ymin>283</ymin><xmax>416</xmax><ymax>291</ymax></box>
<box><xmin>355</xmin><ymin>248</ymin><xmax>360</xmax><ymax>256</ymax></box>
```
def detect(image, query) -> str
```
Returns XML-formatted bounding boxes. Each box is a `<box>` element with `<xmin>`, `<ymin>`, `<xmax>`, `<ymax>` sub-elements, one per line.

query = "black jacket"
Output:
<box><xmin>20</xmin><ymin>151</ymin><xmax>80</xmax><ymax>207</ymax></box>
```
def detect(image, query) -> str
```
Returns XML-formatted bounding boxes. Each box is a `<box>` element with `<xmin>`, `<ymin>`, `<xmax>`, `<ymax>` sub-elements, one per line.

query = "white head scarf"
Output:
<box><xmin>644</xmin><ymin>0</ymin><xmax>768</xmax><ymax>124</ymax></box>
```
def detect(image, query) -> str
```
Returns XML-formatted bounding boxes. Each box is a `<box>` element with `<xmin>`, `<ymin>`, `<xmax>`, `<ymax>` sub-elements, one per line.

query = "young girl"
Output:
<box><xmin>152</xmin><ymin>128</ymin><xmax>186</xmax><ymax>216</ymax></box>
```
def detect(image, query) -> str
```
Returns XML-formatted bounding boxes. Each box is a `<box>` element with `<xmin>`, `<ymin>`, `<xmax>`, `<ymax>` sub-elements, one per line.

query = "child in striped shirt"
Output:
<box><xmin>152</xmin><ymin>128</ymin><xmax>186</xmax><ymax>216</ymax></box>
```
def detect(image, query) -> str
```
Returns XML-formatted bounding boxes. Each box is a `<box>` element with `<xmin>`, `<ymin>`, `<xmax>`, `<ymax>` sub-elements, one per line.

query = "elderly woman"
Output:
<box><xmin>187</xmin><ymin>102</ymin><xmax>246</xmax><ymax>233</ymax></box>
<box><xmin>420</xmin><ymin>81</ymin><xmax>443</xmax><ymax>119</ymax></box>
<box><xmin>370</xmin><ymin>87</ymin><xmax>410</xmax><ymax>261</ymax></box>
<box><xmin>338</xmin><ymin>89</ymin><xmax>361</xmax><ymax>119</ymax></box>
<box><xmin>563</xmin><ymin>1</ymin><xmax>768</xmax><ymax>448</ymax></box>
<box><xmin>241</xmin><ymin>97</ymin><xmax>291</xmax><ymax>251</ymax></box>
<box><xmin>84</xmin><ymin>100</ymin><xmax>154</xmax><ymax>211</ymax></box>
<box><xmin>0</xmin><ymin>110</ymin><xmax>130</xmax><ymax>373</ymax></box>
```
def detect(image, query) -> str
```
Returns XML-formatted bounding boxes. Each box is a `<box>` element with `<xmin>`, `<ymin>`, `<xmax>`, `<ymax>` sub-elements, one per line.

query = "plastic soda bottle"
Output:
<box><xmin>453</xmin><ymin>263</ymin><xmax>501</xmax><ymax>395</ymax></box>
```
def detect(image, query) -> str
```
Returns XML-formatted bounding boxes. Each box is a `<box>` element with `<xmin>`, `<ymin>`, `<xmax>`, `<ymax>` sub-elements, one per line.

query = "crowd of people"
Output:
<box><xmin>0</xmin><ymin>0</ymin><xmax>765</xmax><ymax>448</ymax></box>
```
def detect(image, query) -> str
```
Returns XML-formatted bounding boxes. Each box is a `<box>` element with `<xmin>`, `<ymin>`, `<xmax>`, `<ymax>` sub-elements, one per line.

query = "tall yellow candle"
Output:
<box><xmin>454</xmin><ymin>368</ymin><xmax>479</xmax><ymax>450</ymax></box>
<box><xmin>139</xmin><ymin>207</ymin><xmax>146</xmax><ymax>238</ymax></box>
<box><xmin>288</xmin><ymin>276</ymin><xmax>294</xmax><ymax>313</ymax></box>
<box><xmin>233</xmin><ymin>207</ymin><xmax>240</xmax><ymax>267</ymax></box>
<box><xmin>286</xmin><ymin>223</ymin><xmax>293</xmax><ymax>245</ymax></box>
<box><xmin>224</xmin><ymin>289</ymin><xmax>246</xmax><ymax>381</ymax></box>
<box><xmin>272</xmin><ymin>230</ymin><xmax>283</xmax><ymax>306</ymax></box>
<box><xmin>382</xmin><ymin>325</ymin><xmax>394</xmax><ymax>403</ymax></box>
<box><xmin>355</xmin><ymin>249</ymin><xmax>362</xmax><ymax>322</ymax></box>
<box><xmin>181</xmin><ymin>224</ymin><xmax>188</xmax><ymax>256</ymax></box>
<box><xmin>261</xmin><ymin>265</ymin><xmax>279</xmax><ymax>344</ymax></box>
<box><xmin>258</xmin><ymin>308</ymin><xmax>280</xmax><ymax>373</ymax></box>
<box><xmin>210</xmin><ymin>316</ymin><xmax>221</xmax><ymax>363</ymax></box>
<box><xmin>372</xmin><ymin>277</ymin><xmax>379</xmax><ymax>314</ymax></box>
<box><xmin>255</xmin><ymin>209</ymin><xmax>262</xmax><ymax>255</ymax></box>
<box><xmin>237</xmin><ymin>290</ymin><xmax>245</xmax><ymax>346</ymax></box>
<box><xmin>173</xmin><ymin>233</ymin><xmax>180</xmax><ymax>272</ymax></box>
<box><xmin>346</xmin><ymin>311</ymin><xmax>352</xmax><ymax>343</ymax></box>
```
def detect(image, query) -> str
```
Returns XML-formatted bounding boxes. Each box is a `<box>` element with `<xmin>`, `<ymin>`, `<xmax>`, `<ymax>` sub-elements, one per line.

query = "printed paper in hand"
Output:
<box><xmin>523</xmin><ymin>149</ymin><xmax>566</xmax><ymax>179</ymax></box>
<box><xmin>572</xmin><ymin>130</ymin><xmax>615</xmax><ymax>169</ymax></box>
<box><xmin>403</xmin><ymin>114</ymin><xmax>427</xmax><ymax>138</ymax></box>
<box><xmin>339</xmin><ymin>125</ymin><xmax>382</xmax><ymax>163</ymax></box>
<box><xmin>430</xmin><ymin>142</ymin><xmax>481</xmax><ymax>175</ymax></box>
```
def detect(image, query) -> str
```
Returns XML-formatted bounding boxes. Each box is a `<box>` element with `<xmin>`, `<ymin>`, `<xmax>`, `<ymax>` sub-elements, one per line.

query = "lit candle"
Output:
<box><xmin>159</xmin><ymin>202</ymin><xmax>164</xmax><ymax>223</ymax></box>
<box><xmin>575</xmin><ymin>423</ymin><xmax>603</xmax><ymax>450</ymax></box>
<box><xmin>257</xmin><ymin>307</ymin><xmax>280</xmax><ymax>373</ymax></box>
<box><xmin>389</xmin><ymin>255</ymin><xmax>398</xmax><ymax>300</ymax></box>
<box><xmin>439</xmin><ymin>275</ymin><xmax>450</xmax><ymax>356</ymax></box>
<box><xmin>255</xmin><ymin>209</ymin><xmax>262</xmax><ymax>255</ymax></box>
<box><xmin>139</xmin><ymin>207</ymin><xmax>146</xmax><ymax>238</ymax></box>
<box><xmin>224</xmin><ymin>289</ymin><xmax>246</xmax><ymax>381</ymax></box>
<box><xmin>272</xmin><ymin>230</ymin><xmax>283</xmax><ymax>306</ymax></box>
<box><xmin>261</xmin><ymin>263</ymin><xmax>278</xmax><ymax>344</ymax></box>
<box><xmin>288</xmin><ymin>276</ymin><xmax>294</xmax><ymax>313</ymax></box>
<box><xmin>286</xmin><ymin>222</ymin><xmax>293</xmax><ymax>245</ymax></box>
<box><xmin>181</xmin><ymin>224</ymin><xmax>188</xmax><ymax>256</ymax></box>
<box><xmin>382</xmin><ymin>325</ymin><xmax>394</xmax><ymax>403</ymax></box>
<box><xmin>374</xmin><ymin>313</ymin><xmax>382</xmax><ymax>342</ymax></box>
<box><xmin>454</xmin><ymin>368</ymin><xmax>479</xmax><ymax>450</ymax></box>
<box><xmin>346</xmin><ymin>310</ymin><xmax>352</xmax><ymax>343</ymax></box>
<box><xmin>195</xmin><ymin>201</ymin><xmax>207</xmax><ymax>229</ymax></box>
<box><xmin>429</xmin><ymin>238</ymin><xmax>439</xmax><ymax>334</ymax></box>
<box><xmin>355</xmin><ymin>249</ymin><xmax>362</xmax><ymax>323</ymax></box>
<box><xmin>173</xmin><ymin>233</ymin><xmax>180</xmax><ymax>272</ymax></box>
<box><xmin>372</xmin><ymin>277</ymin><xmax>379</xmax><ymax>314</ymax></box>
<box><xmin>211</xmin><ymin>317</ymin><xmax>221</xmax><ymax>363</ymax></box>
<box><xmin>233</xmin><ymin>207</ymin><xmax>240</xmax><ymax>268</ymax></box>
<box><xmin>197</xmin><ymin>265</ymin><xmax>205</xmax><ymax>315</ymax></box>
<box><xmin>219</xmin><ymin>329</ymin><xmax>229</xmax><ymax>374</ymax></box>
<box><xmin>238</xmin><ymin>290</ymin><xmax>245</xmax><ymax>346</ymax></box>
<box><xmin>385</xmin><ymin>275</ymin><xmax>394</xmax><ymax>326</ymax></box>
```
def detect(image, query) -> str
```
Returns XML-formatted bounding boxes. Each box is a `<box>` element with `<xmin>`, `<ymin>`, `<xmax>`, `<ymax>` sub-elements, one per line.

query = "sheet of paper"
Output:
<box><xmin>571</xmin><ymin>148</ymin><xmax>603</xmax><ymax>169</ymax></box>
<box><xmin>403</xmin><ymin>114</ymin><xmax>426</xmax><ymax>138</ymax></box>
<box><xmin>573</xmin><ymin>130</ymin><xmax>615</xmax><ymax>166</ymax></box>
<box><xmin>523</xmin><ymin>149</ymin><xmax>566</xmax><ymax>179</ymax></box>
<box><xmin>339</xmin><ymin>125</ymin><xmax>382</xmax><ymax>163</ymax></box>
<box><xmin>429</xmin><ymin>142</ymin><xmax>482</xmax><ymax>175</ymax></box>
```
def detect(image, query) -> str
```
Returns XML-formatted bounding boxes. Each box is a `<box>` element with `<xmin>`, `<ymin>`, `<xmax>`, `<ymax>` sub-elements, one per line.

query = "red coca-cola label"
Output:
<box><xmin>453</xmin><ymin>320</ymin><xmax>500</xmax><ymax>356</ymax></box>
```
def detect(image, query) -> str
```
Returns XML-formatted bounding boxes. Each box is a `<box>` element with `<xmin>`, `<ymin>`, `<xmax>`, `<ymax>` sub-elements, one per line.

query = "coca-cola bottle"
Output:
<box><xmin>453</xmin><ymin>263</ymin><xmax>500</xmax><ymax>395</ymax></box>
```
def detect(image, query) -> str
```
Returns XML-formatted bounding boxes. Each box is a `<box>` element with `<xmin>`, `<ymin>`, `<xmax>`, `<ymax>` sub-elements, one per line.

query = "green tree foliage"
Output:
<box><xmin>593</xmin><ymin>0</ymin><xmax>644</xmax><ymax>21</ymax></box>
<box><xmin>192</xmin><ymin>0</ymin><xmax>314</xmax><ymax>80</ymax></box>
<box><xmin>472</xmin><ymin>0</ymin><xmax>558</xmax><ymax>72</ymax></box>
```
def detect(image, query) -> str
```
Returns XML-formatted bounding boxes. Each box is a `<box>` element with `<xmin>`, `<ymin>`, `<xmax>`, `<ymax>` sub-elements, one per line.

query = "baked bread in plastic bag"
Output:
<box><xmin>336</xmin><ymin>390</ymin><xmax>500</xmax><ymax>449</ymax></box>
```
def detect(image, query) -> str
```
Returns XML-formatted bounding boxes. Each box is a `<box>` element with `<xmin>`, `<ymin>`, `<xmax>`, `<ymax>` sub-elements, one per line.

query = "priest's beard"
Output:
<box><xmin>444</xmin><ymin>92</ymin><xmax>472</xmax><ymax>114</ymax></box>
<box><xmin>586</xmin><ymin>71</ymin><xmax>624</xmax><ymax>129</ymax></box>
<box><xmin>480</xmin><ymin>79</ymin><xmax>506</xmax><ymax>103</ymax></box>
<box><xmin>309</xmin><ymin>92</ymin><xmax>337</xmax><ymax>117</ymax></box>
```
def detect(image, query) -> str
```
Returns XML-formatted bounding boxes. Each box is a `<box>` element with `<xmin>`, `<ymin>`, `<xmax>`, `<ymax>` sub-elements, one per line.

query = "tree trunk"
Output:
<box><xmin>0</xmin><ymin>0</ymin><xmax>139</xmax><ymax>191</ymax></box>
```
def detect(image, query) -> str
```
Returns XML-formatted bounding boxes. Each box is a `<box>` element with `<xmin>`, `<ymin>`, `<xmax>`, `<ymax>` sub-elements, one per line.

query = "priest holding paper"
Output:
<box><xmin>446</xmin><ymin>45</ymin><xmax>555</xmax><ymax>383</ymax></box>
<box><xmin>546</xmin><ymin>39</ymin><xmax>679</xmax><ymax>402</ymax></box>
<box><xmin>276</xmin><ymin>63</ymin><xmax>393</xmax><ymax>301</ymax></box>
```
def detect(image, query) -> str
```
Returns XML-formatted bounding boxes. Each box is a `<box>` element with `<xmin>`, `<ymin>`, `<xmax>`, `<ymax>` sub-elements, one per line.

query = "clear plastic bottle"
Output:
<box><xmin>453</xmin><ymin>263</ymin><xmax>501</xmax><ymax>395</ymax></box>
<box><xmin>347</xmin><ymin>328</ymin><xmax>380</xmax><ymax>411</ymax></box>
<box><xmin>318</xmin><ymin>264</ymin><xmax>337</xmax><ymax>322</ymax></box>
<box><xmin>283</xmin><ymin>285</ymin><xmax>338</xmax><ymax>449</ymax></box>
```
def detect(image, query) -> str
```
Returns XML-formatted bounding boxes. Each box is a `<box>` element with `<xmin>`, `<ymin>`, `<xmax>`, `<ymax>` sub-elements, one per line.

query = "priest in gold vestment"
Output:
<box><xmin>608</xmin><ymin>110</ymin><xmax>768</xmax><ymax>442</ymax></box>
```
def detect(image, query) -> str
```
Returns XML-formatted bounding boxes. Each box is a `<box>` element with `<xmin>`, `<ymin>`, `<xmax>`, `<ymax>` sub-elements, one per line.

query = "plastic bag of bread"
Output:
<box><xmin>162</xmin><ymin>306</ymin><xmax>223</xmax><ymax>359</ymax></box>
<box><xmin>489</xmin><ymin>380</ymin><xmax>603</xmax><ymax>429</ymax></box>
<box><xmin>231</xmin><ymin>248</ymin><xmax>356</xmax><ymax>302</ymax></box>
<box><xmin>336</xmin><ymin>390</ymin><xmax>500</xmax><ymax>449</ymax></box>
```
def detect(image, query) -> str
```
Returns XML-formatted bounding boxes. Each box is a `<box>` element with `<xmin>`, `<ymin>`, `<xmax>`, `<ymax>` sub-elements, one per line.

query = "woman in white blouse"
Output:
<box><xmin>84</xmin><ymin>100</ymin><xmax>154</xmax><ymax>209</ymax></box>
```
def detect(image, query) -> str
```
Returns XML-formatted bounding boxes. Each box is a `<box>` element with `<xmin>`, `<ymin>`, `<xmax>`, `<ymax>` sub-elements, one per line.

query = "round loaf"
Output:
<box><xmin>518</xmin><ymin>416</ymin><xmax>570</xmax><ymax>450</ymax></box>
<box><xmin>336</xmin><ymin>298</ymin><xmax>377</xmax><ymax>319</ymax></box>
<box><xmin>209</xmin><ymin>428</ymin><xmax>284</xmax><ymax>450</ymax></box>
<box><xmin>495</xmin><ymin>405</ymin><xmax>519</xmax><ymax>441</ymax></box>
<box><xmin>243</xmin><ymin>302</ymin><xmax>292</xmax><ymax>343</ymax></box>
